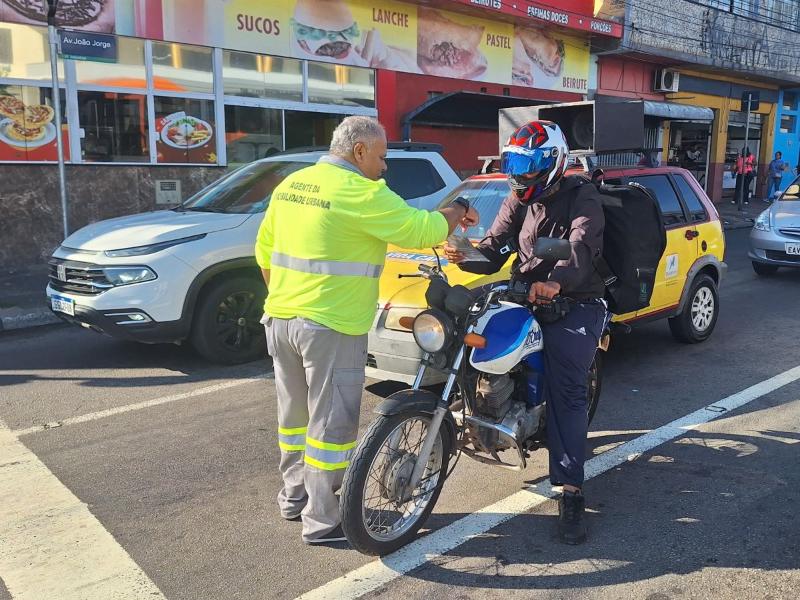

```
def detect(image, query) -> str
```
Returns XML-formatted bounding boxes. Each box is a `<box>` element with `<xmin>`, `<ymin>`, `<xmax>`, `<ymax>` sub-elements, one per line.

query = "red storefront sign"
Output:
<box><xmin>442</xmin><ymin>0</ymin><xmax>623</xmax><ymax>38</ymax></box>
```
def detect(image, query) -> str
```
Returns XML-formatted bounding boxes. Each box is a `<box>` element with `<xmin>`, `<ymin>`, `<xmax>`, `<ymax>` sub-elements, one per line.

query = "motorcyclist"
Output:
<box><xmin>444</xmin><ymin>120</ymin><xmax>608</xmax><ymax>544</ymax></box>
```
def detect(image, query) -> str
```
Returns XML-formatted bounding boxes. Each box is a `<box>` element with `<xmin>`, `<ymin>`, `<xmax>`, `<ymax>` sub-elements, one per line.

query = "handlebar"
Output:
<box><xmin>398</xmin><ymin>263</ymin><xmax>442</xmax><ymax>280</ymax></box>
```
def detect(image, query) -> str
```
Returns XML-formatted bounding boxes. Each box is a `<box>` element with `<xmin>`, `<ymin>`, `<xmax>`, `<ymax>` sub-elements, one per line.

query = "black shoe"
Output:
<box><xmin>558</xmin><ymin>491</ymin><xmax>587</xmax><ymax>545</ymax></box>
<box><xmin>304</xmin><ymin>525</ymin><xmax>348</xmax><ymax>545</ymax></box>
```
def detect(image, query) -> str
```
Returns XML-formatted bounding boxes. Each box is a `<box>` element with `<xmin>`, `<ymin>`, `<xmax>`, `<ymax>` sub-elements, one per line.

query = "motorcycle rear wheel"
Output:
<box><xmin>340</xmin><ymin>412</ymin><xmax>453</xmax><ymax>556</ymax></box>
<box><xmin>587</xmin><ymin>351</ymin><xmax>603</xmax><ymax>424</ymax></box>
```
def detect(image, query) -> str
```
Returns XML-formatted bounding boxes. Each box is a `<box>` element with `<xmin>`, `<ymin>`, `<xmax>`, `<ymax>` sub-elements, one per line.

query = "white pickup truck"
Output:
<box><xmin>46</xmin><ymin>144</ymin><xmax>461</xmax><ymax>363</ymax></box>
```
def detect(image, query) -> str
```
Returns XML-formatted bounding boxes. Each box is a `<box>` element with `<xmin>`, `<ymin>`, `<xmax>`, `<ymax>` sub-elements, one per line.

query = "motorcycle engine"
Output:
<box><xmin>473</xmin><ymin>374</ymin><xmax>515</xmax><ymax>451</ymax></box>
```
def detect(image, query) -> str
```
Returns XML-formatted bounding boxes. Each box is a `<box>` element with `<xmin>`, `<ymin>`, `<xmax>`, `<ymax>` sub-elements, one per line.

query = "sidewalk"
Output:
<box><xmin>0</xmin><ymin>264</ymin><xmax>60</xmax><ymax>332</ymax></box>
<box><xmin>0</xmin><ymin>201</ymin><xmax>760</xmax><ymax>333</ymax></box>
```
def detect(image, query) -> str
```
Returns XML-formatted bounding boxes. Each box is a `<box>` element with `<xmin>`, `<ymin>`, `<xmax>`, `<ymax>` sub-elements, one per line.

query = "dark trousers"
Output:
<box><xmin>540</xmin><ymin>301</ymin><xmax>608</xmax><ymax>488</ymax></box>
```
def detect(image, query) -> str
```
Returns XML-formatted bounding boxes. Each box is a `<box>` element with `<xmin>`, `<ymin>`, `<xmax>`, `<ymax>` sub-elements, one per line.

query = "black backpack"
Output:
<box><xmin>577</xmin><ymin>181</ymin><xmax>667</xmax><ymax>315</ymax></box>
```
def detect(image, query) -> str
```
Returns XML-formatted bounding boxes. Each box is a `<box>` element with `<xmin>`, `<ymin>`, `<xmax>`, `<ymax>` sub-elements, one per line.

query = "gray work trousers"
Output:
<box><xmin>264</xmin><ymin>316</ymin><xmax>367</xmax><ymax>542</ymax></box>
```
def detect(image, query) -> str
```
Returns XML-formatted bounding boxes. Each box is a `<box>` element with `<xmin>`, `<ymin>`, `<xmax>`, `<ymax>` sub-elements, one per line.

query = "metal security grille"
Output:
<box><xmin>595</xmin><ymin>126</ymin><xmax>662</xmax><ymax>167</ymax></box>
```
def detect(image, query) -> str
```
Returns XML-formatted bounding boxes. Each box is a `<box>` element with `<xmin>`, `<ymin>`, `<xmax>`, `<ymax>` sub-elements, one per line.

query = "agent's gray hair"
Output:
<box><xmin>329</xmin><ymin>116</ymin><xmax>386</xmax><ymax>156</ymax></box>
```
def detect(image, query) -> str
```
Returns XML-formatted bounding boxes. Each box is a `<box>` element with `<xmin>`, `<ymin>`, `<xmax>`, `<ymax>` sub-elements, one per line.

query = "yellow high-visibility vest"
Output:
<box><xmin>255</xmin><ymin>161</ymin><xmax>448</xmax><ymax>335</ymax></box>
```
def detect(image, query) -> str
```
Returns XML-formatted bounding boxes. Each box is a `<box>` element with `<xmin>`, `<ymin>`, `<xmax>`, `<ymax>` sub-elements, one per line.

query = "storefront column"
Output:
<box><xmin>756</xmin><ymin>103</ymin><xmax>778</xmax><ymax>200</ymax></box>
<box><xmin>708</xmin><ymin>103</ymin><xmax>730</xmax><ymax>204</ymax></box>
<box><xmin>661</xmin><ymin>120</ymin><xmax>670</xmax><ymax>166</ymax></box>
<box><xmin>376</xmin><ymin>70</ymin><xmax>401</xmax><ymax>141</ymax></box>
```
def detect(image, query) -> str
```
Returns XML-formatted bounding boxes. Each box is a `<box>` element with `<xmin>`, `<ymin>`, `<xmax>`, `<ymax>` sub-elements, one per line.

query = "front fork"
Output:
<box><xmin>403</xmin><ymin>343</ymin><xmax>466</xmax><ymax>498</ymax></box>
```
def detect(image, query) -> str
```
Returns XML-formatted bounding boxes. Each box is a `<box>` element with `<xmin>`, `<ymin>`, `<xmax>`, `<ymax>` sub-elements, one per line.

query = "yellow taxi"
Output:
<box><xmin>366</xmin><ymin>166</ymin><xmax>727</xmax><ymax>384</ymax></box>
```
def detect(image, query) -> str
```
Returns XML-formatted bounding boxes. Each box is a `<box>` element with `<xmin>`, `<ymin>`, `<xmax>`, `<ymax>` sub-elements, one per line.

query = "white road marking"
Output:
<box><xmin>13</xmin><ymin>376</ymin><xmax>267</xmax><ymax>437</ymax></box>
<box><xmin>0</xmin><ymin>419</ymin><xmax>166</xmax><ymax>599</ymax></box>
<box><xmin>296</xmin><ymin>364</ymin><xmax>800</xmax><ymax>600</ymax></box>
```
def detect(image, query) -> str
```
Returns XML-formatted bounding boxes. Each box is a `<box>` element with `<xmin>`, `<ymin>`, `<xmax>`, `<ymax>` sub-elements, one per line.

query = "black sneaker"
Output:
<box><xmin>304</xmin><ymin>525</ymin><xmax>348</xmax><ymax>545</ymax></box>
<box><xmin>558</xmin><ymin>491</ymin><xmax>587</xmax><ymax>545</ymax></box>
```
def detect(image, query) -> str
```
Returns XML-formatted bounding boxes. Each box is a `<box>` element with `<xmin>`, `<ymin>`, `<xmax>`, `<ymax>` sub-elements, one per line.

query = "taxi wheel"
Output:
<box><xmin>191</xmin><ymin>276</ymin><xmax>266</xmax><ymax>364</ymax></box>
<box><xmin>668</xmin><ymin>275</ymin><xmax>718</xmax><ymax>344</ymax></box>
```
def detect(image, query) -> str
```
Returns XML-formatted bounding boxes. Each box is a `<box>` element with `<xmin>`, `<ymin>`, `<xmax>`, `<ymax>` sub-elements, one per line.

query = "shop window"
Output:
<box><xmin>152</xmin><ymin>42</ymin><xmax>213</xmax><ymax>94</ymax></box>
<box><xmin>782</xmin><ymin>92</ymin><xmax>797</xmax><ymax>112</ymax></box>
<box><xmin>222</xmin><ymin>50</ymin><xmax>302</xmax><ymax>102</ymax></box>
<box><xmin>224</xmin><ymin>105</ymin><xmax>283</xmax><ymax>165</ymax></box>
<box><xmin>780</xmin><ymin>115</ymin><xmax>797</xmax><ymax>134</ymax></box>
<box><xmin>630</xmin><ymin>175</ymin><xmax>687</xmax><ymax>227</ymax></box>
<box><xmin>75</xmin><ymin>36</ymin><xmax>145</xmax><ymax>88</ymax></box>
<box><xmin>674</xmin><ymin>175</ymin><xmax>708</xmax><ymax>222</ymax></box>
<box><xmin>0</xmin><ymin>24</ymin><xmax>63</xmax><ymax>82</ymax></box>
<box><xmin>307</xmin><ymin>62</ymin><xmax>375</xmax><ymax>108</ymax></box>
<box><xmin>0</xmin><ymin>84</ymin><xmax>67</xmax><ymax>162</ymax></box>
<box><xmin>78</xmin><ymin>91</ymin><xmax>149</xmax><ymax>163</ymax></box>
<box><xmin>284</xmin><ymin>110</ymin><xmax>342</xmax><ymax>150</ymax></box>
<box><xmin>154</xmin><ymin>96</ymin><xmax>216</xmax><ymax>164</ymax></box>
<box><xmin>384</xmin><ymin>159</ymin><xmax>445</xmax><ymax>202</ymax></box>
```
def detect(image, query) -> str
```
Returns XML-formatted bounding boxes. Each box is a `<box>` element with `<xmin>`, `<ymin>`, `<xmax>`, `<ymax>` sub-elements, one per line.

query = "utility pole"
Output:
<box><xmin>47</xmin><ymin>0</ymin><xmax>69</xmax><ymax>239</ymax></box>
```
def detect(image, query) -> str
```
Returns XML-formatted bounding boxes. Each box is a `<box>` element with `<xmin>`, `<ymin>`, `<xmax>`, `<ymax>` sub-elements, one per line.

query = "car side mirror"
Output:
<box><xmin>533</xmin><ymin>237</ymin><xmax>571</xmax><ymax>262</ymax></box>
<box><xmin>784</xmin><ymin>184</ymin><xmax>800</xmax><ymax>198</ymax></box>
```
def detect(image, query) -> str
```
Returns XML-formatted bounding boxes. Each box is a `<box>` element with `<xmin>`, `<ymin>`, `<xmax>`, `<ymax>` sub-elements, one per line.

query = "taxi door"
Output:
<box><xmin>626</xmin><ymin>174</ymin><xmax>698</xmax><ymax>316</ymax></box>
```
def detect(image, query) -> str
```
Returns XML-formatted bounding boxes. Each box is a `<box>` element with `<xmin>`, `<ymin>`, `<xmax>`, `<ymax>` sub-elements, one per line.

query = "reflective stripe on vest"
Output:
<box><xmin>278</xmin><ymin>425</ymin><xmax>307</xmax><ymax>452</ymax></box>
<box><xmin>303</xmin><ymin>437</ymin><xmax>357</xmax><ymax>471</ymax></box>
<box><xmin>271</xmin><ymin>252</ymin><xmax>383</xmax><ymax>279</ymax></box>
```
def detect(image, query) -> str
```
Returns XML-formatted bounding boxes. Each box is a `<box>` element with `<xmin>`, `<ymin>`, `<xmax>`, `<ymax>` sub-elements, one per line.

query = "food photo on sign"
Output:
<box><xmin>156</xmin><ymin>111</ymin><xmax>215</xmax><ymax>164</ymax></box>
<box><xmin>0</xmin><ymin>0</ymin><xmax>115</xmax><ymax>32</ymax></box>
<box><xmin>0</xmin><ymin>88</ymin><xmax>69</xmax><ymax>161</ymax></box>
<box><xmin>288</xmin><ymin>0</ymin><xmax>418</xmax><ymax>71</ymax></box>
<box><xmin>416</xmin><ymin>7</ymin><xmax>487</xmax><ymax>79</ymax></box>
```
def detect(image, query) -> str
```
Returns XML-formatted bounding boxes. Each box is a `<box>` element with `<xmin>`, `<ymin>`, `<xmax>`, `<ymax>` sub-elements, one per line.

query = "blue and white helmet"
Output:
<box><xmin>501</xmin><ymin>120</ymin><xmax>569</xmax><ymax>200</ymax></box>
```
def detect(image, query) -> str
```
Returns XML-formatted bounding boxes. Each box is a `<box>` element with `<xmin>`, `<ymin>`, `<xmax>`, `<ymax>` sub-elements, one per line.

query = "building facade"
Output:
<box><xmin>0</xmin><ymin>0</ymin><xmax>620</xmax><ymax>268</ymax></box>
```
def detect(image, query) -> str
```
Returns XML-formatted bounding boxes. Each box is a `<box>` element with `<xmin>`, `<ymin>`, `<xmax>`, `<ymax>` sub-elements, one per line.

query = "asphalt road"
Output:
<box><xmin>1</xmin><ymin>228</ymin><xmax>799</xmax><ymax>600</ymax></box>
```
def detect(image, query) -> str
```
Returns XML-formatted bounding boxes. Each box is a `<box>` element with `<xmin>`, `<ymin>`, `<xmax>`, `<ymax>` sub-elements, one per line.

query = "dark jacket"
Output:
<box><xmin>460</xmin><ymin>175</ymin><xmax>606</xmax><ymax>301</ymax></box>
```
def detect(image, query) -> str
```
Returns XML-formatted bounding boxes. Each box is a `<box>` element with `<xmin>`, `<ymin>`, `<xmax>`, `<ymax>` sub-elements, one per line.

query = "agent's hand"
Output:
<box><xmin>528</xmin><ymin>281</ymin><xmax>561</xmax><ymax>304</ymax></box>
<box><xmin>460</xmin><ymin>207</ymin><xmax>480</xmax><ymax>230</ymax></box>
<box><xmin>443</xmin><ymin>243</ymin><xmax>466</xmax><ymax>264</ymax></box>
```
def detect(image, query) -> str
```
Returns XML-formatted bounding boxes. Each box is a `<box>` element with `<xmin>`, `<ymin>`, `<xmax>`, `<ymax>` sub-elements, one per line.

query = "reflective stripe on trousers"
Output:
<box><xmin>278</xmin><ymin>426</ymin><xmax>307</xmax><ymax>452</ymax></box>
<box><xmin>271</xmin><ymin>251</ymin><xmax>383</xmax><ymax>278</ymax></box>
<box><xmin>303</xmin><ymin>437</ymin><xmax>357</xmax><ymax>471</ymax></box>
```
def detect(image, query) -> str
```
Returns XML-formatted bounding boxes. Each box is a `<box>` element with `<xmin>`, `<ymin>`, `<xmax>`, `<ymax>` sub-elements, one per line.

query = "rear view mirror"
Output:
<box><xmin>533</xmin><ymin>237</ymin><xmax>571</xmax><ymax>262</ymax></box>
<box><xmin>784</xmin><ymin>184</ymin><xmax>800</xmax><ymax>198</ymax></box>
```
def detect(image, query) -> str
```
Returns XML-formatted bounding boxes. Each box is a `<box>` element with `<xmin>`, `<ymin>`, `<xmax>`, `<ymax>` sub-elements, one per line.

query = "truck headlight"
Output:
<box><xmin>412</xmin><ymin>309</ymin><xmax>453</xmax><ymax>353</ymax></box>
<box><xmin>384</xmin><ymin>307</ymin><xmax>424</xmax><ymax>331</ymax></box>
<box><xmin>754</xmin><ymin>210</ymin><xmax>771</xmax><ymax>231</ymax></box>
<box><xmin>103</xmin><ymin>266</ymin><xmax>157</xmax><ymax>286</ymax></box>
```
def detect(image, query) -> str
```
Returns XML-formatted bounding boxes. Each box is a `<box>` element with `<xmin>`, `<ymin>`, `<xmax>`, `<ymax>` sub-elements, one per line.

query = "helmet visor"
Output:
<box><xmin>500</xmin><ymin>147</ymin><xmax>556</xmax><ymax>178</ymax></box>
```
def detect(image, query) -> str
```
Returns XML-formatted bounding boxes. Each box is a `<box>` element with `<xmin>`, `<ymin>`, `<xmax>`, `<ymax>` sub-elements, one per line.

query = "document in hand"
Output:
<box><xmin>446</xmin><ymin>234</ymin><xmax>491</xmax><ymax>263</ymax></box>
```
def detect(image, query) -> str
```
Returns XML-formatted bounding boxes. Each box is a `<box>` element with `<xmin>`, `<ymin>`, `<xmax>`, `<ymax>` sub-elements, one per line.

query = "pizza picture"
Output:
<box><xmin>2</xmin><ymin>0</ymin><xmax>114</xmax><ymax>32</ymax></box>
<box><xmin>24</xmin><ymin>104</ymin><xmax>55</xmax><ymax>127</ymax></box>
<box><xmin>4</xmin><ymin>121</ymin><xmax>46</xmax><ymax>143</ymax></box>
<box><xmin>0</xmin><ymin>95</ymin><xmax>25</xmax><ymax>120</ymax></box>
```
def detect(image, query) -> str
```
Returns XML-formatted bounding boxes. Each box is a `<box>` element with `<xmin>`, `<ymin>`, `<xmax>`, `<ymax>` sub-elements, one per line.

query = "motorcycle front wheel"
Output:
<box><xmin>340</xmin><ymin>412</ymin><xmax>453</xmax><ymax>556</ymax></box>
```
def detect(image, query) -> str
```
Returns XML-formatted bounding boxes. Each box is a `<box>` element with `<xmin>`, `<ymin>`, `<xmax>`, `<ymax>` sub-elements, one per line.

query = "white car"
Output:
<box><xmin>46</xmin><ymin>144</ymin><xmax>461</xmax><ymax>363</ymax></box>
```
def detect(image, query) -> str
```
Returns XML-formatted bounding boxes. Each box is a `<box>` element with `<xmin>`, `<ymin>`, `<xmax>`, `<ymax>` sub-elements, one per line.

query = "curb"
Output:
<box><xmin>0</xmin><ymin>308</ymin><xmax>62</xmax><ymax>332</ymax></box>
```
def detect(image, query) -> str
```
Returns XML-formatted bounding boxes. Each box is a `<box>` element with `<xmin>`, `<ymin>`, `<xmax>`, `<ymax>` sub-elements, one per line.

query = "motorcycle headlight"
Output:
<box><xmin>384</xmin><ymin>307</ymin><xmax>424</xmax><ymax>332</ymax></box>
<box><xmin>754</xmin><ymin>210</ymin><xmax>771</xmax><ymax>231</ymax></box>
<box><xmin>412</xmin><ymin>309</ymin><xmax>452</xmax><ymax>353</ymax></box>
<box><xmin>103</xmin><ymin>266</ymin><xmax>157</xmax><ymax>286</ymax></box>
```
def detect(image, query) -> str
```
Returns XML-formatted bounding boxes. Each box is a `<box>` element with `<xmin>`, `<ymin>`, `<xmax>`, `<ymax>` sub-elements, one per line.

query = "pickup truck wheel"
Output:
<box><xmin>668</xmin><ymin>275</ymin><xmax>718</xmax><ymax>344</ymax></box>
<box><xmin>190</xmin><ymin>277</ymin><xmax>266</xmax><ymax>364</ymax></box>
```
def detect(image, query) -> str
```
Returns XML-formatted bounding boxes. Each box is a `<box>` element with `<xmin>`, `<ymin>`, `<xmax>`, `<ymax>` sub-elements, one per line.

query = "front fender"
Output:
<box><xmin>375</xmin><ymin>389</ymin><xmax>457</xmax><ymax>447</ymax></box>
<box><xmin>375</xmin><ymin>389</ymin><xmax>441</xmax><ymax>416</ymax></box>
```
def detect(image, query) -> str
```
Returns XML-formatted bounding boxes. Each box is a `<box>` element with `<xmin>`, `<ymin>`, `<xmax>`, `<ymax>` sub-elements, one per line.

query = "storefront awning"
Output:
<box><xmin>402</xmin><ymin>92</ymin><xmax>549</xmax><ymax>139</ymax></box>
<box><xmin>642</xmin><ymin>101</ymin><xmax>714</xmax><ymax>122</ymax></box>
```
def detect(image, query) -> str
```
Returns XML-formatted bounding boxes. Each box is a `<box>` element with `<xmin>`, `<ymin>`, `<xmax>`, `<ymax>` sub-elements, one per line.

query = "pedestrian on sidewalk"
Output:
<box><xmin>765</xmin><ymin>151</ymin><xmax>787</xmax><ymax>203</ymax></box>
<box><xmin>255</xmin><ymin>116</ymin><xmax>479</xmax><ymax>545</ymax></box>
<box><xmin>732</xmin><ymin>149</ymin><xmax>755</xmax><ymax>205</ymax></box>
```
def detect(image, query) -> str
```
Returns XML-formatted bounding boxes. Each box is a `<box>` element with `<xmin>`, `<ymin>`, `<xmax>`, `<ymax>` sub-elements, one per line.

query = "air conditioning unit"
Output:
<box><xmin>654</xmin><ymin>69</ymin><xmax>680</xmax><ymax>93</ymax></box>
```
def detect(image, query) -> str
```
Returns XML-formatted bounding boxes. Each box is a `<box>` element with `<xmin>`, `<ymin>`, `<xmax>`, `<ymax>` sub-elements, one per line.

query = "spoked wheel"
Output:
<box><xmin>341</xmin><ymin>412</ymin><xmax>452</xmax><ymax>556</ymax></box>
<box><xmin>587</xmin><ymin>351</ymin><xmax>603</xmax><ymax>424</ymax></box>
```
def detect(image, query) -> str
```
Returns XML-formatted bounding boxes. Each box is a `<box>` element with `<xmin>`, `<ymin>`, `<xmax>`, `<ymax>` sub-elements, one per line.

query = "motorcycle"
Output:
<box><xmin>340</xmin><ymin>237</ymin><xmax>610</xmax><ymax>556</ymax></box>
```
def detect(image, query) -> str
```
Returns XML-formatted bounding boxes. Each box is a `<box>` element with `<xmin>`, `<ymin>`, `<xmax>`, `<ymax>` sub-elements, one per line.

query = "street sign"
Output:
<box><xmin>741</xmin><ymin>90</ymin><xmax>760</xmax><ymax>112</ymax></box>
<box><xmin>57</xmin><ymin>29</ymin><xmax>117</xmax><ymax>63</ymax></box>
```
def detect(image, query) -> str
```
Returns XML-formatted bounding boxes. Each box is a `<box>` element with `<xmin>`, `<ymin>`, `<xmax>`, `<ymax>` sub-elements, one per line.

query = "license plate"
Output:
<box><xmin>50</xmin><ymin>294</ymin><xmax>75</xmax><ymax>316</ymax></box>
<box><xmin>786</xmin><ymin>243</ymin><xmax>800</xmax><ymax>256</ymax></box>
